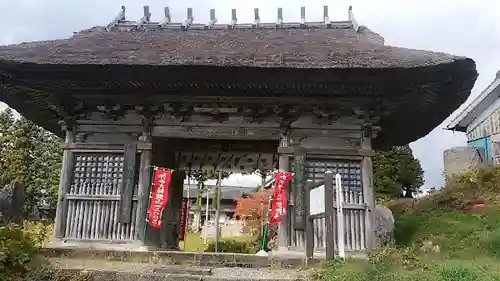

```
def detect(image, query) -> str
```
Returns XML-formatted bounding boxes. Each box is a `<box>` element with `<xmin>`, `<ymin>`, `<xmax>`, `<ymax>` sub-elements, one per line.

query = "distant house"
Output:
<box><xmin>447</xmin><ymin>71</ymin><xmax>500</xmax><ymax>165</ymax></box>
<box><xmin>183</xmin><ymin>183</ymin><xmax>256</xmax><ymax>228</ymax></box>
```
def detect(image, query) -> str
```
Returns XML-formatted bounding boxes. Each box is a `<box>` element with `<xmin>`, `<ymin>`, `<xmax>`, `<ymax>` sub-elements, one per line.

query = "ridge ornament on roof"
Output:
<box><xmin>105</xmin><ymin>5</ymin><xmax>360</xmax><ymax>32</ymax></box>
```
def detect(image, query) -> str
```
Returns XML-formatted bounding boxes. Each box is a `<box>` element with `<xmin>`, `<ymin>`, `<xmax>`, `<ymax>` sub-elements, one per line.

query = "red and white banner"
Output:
<box><xmin>269</xmin><ymin>171</ymin><xmax>293</xmax><ymax>224</ymax></box>
<box><xmin>179</xmin><ymin>198</ymin><xmax>189</xmax><ymax>241</ymax></box>
<box><xmin>147</xmin><ymin>168</ymin><xmax>173</xmax><ymax>229</ymax></box>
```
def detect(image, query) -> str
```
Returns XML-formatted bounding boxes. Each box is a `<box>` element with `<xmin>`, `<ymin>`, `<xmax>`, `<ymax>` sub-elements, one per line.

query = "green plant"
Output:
<box><xmin>204</xmin><ymin>238</ymin><xmax>257</xmax><ymax>254</ymax></box>
<box><xmin>0</xmin><ymin>224</ymin><xmax>39</xmax><ymax>280</ymax></box>
<box><xmin>21</xmin><ymin>221</ymin><xmax>53</xmax><ymax>248</ymax></box>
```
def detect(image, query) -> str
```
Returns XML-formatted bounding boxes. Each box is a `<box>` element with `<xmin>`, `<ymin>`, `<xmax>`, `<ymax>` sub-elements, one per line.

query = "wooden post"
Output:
<box><xmin>53</xmin><ymin>129</ymin><xmax>75</xmax><ymax>238</ymax></box>
<box><xmin>134</xmin><ymin>133</ymin><xmax>152</xmax><ymax>243</ymax></box>
<box><xmin>361</xmin><ymin>127</ymin><xmax>375</xmax><ymax>250</ymax></box>
<box><xmin>214</xmin><ymin>170</ymin><xmax>223</xmax><ymax>252</ymax></box>
<box><xmin>292</xmin><ymin>149</ymin><xmax>306</xmax><ymax>230</ymax></box>
<box><xmin>164</xmin><ymin>170</ymin><xmax>185</xmax><ymax>250</ymax></box>
<box><xmin>324</xmin><ymin>171</ymin><xmax>335</xmax><ymax>260</ymax></box>
<box><xmin>304</xmin><ymin>181</ymin><xmax>314</xmax><ymax>260</ymax></box>
<box><xmin>119</xmin><ymin>143</ymin><xmax>138</xmax><ymax>223</ymax></box>
<box><xmin>276</xmin><ymin>133</ymin><xmax>291</xmax><ymax>251</ymax></box>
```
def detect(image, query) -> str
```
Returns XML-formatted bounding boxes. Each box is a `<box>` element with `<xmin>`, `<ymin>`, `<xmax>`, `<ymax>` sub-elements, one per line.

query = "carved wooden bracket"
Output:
<box><xmin>75</xmin><ymin>132</ymin><xmax>93</xmax><ymax>142</ymax></box>
<box><xmin>58</xmin><ymin>118</ymin><xmax>76</xmax><ymax>132</ymax></box>
<box><xmin>96</xmin><ymin>104</ymin><xmax>125</xmax><ymax>121</ymax></box>
<box><xmin>198</xmin><ymin>104</ymin><xmax>232</xmax><ymax>123</ymax></box>
<box><xmin>47</xmin><ymin>95</ymin><xmax>87</xmax><ymax>131</ymax></box>
<box><xmin>276</xmin><ymin>106</ymin><xmax>300</xmax><ymax>129</ymax></box>
<box><xmin>163</xmin><ymin>103</ymin><xmax>193</xmax><ymax>122</ymax></box>
<box><xmin>312</xmin><ymin>107</ymin><xmax>341</xmax><ymax>125</ymax></box>
<box><xmin>242</xmin><ymin>106</ymin><xmax>271</xmax><ymax>123</ymax></box>
<box><xmin>135</xmin><ymin>104</ymin><xmax>162</xmax><ymax>126</ymax></box>
<box><xmin>344</xmin><ymin>138</ymin><xmax>361</xmax><ymax>148</ymax></box>
<box><xmin>354</xmin><ymin>106</ymin><xmax>381</xmax><ymax>126</ymax></box>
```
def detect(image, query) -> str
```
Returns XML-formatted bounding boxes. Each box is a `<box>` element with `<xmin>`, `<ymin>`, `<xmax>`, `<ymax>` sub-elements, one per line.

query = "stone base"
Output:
<box><xmin>47</xmin><ymin>238</ymin><xmax>148</xmax><ymax>252</ymax></box>
<box><xmin>270</xmin><ymin>247</ymin><xmax>368</xmax><ymax>260</ymax></box>
<box><xmin>270</xmin><ymin>247</ymin><xmax>305</xmax><ymax>258</ymax></box>
<box><xmin>40</xmin><ymin>247</ymin><xmax>317</xmax><ymax>268</ymax></box>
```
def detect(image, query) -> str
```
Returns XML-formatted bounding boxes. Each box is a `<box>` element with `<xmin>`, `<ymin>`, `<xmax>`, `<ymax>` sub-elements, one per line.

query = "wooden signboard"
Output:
<box><xmin>293</xmin><ymin>154</ymin><xmax>306</xmax><ymax>230</ymax></box>
<box><xmin>179</xmin><ymin>198</ymin><xmax>189</xmax><ymax>241</ymax></box>
<box><xmin>118</xmin><ymin>143</ymin><xmax>137</xmax><ymax>223</ymax></box>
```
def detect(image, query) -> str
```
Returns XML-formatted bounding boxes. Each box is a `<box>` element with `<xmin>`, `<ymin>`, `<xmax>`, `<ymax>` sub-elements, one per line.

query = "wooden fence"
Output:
<box><xmin>305</xmin><ymin>172</ymin><xmax>367</xmax><ymax>259</ymax></box>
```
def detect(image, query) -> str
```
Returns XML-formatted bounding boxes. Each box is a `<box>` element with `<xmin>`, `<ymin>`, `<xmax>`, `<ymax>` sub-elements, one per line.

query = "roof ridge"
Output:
<box><xmin>104</xmin><ymin>5</ymin><xmax>360</xmax><ymax>32</ymax></box>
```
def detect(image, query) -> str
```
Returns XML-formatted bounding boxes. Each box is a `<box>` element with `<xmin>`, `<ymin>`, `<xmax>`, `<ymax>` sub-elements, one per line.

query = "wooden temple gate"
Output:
<box><xmin>53</xmin><ymin>121</ymin><xmax>375</xmax><ymax>255</ymax></box>
<box><xmin>0</xmin><ymin>4</ymin><xmax>477</xmax><ymax>259</ymax></box>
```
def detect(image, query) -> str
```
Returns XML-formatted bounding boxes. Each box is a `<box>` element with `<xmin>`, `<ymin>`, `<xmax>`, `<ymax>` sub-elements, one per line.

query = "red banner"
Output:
<box><xmin>147</xmin><ymin>168</ymin><xmax>173</xmax><ymax>229</ymax></box>
<box><xmin>179</xmin><ymin>198</ymin><xmax>189</xmax><ymax>241</ymax></box>
<box><xmin>269</xmin><ymin>171</ymin><xmax>293</xmax><ymax>224</ymax></box>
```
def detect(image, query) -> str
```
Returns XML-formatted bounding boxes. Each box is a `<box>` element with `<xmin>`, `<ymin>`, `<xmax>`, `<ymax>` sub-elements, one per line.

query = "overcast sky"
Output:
<box><xmin>1</xmin><ymin>0</ymin><xmax>499</xmax><ymax>188</ymax></box>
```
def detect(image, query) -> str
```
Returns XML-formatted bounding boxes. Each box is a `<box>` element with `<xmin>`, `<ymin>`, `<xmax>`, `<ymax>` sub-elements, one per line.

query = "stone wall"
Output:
<box><xmin>443</xmin><ymin>146</ymin><xmax>486</xmax><ymax>180</ymax></box>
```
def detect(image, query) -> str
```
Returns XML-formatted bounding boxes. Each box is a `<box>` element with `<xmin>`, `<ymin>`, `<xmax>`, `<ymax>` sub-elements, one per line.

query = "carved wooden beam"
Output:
<box><xmin>72</xmin><ymin>93</ymin><xmax>372</xmax><ymax>107</ymax></box>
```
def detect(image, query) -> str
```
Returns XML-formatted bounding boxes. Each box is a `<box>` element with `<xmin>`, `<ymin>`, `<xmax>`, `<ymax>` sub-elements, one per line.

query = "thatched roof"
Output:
<box><xmin>0</xmin><ymin>17</ymin><xmax>478</xmax><ymax>149</ymax></box>
<box><xmin>0</xmin><ymin>26</ymin><xmax>463</xmax><ymax>69</ymax></box>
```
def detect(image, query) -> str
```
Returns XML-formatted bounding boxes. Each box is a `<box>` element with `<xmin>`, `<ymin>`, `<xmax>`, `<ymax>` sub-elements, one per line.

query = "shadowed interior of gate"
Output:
<box><xmin>144</xmin><ymin>138</ymin><xmax>279</xmax><ymax>250</ymax></box>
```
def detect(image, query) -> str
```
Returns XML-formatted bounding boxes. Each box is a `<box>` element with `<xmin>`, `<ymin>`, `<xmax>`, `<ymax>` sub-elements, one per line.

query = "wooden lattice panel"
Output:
<box><xmin>305</xmin><ymin>159</ymin><xmax>362</xmax><ymax>192</ymax></box>
<box><xmin>65</xmin><ymin>152</ymin><xmax>140</xmax><ymax>240</ymax></box>
<box><xmin>70</xmin><ymin>153</ymin><xmax>140</xmax><ymax>196</ymax></box>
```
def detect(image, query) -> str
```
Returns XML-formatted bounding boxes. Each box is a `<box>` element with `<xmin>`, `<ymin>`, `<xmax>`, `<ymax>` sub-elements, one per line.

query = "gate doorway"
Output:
<box><xmin>145</xmin><ymin>137</ymin><xmax>279</xmax><ymax>250</ymax></box>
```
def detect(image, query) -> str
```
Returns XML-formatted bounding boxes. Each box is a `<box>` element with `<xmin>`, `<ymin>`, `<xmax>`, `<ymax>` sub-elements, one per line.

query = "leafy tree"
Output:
<box><xmin>373</xmin><ymin>145</ymin><xmax>424</xmax><ymax>199</ymax></box>
<box><xmin>0</xmin><ymin>109</ymin><xmax>62</xmax><ymax>217</ymax></box>
<box><xmin>234</xmin><ymin>189</ymin><xmax>272</xmax><ymax>235</ymax></box>
<box><xmin>0</xmin><ymin>108</ymin><xmax>16</xmax><ymax>184</ymax></box>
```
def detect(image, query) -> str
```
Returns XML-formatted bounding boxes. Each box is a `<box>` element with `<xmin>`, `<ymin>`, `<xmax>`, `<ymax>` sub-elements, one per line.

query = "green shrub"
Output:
<box><xmin>0</xmin><ymin>224</ymin><xmax>39</xmax><ymax>280</ymax></box>
<box><xmin>21</xmin><ymin>221</ymin><xmax>53</xmax><ymax>248</ymax></box>
<box><xmin>204</xmin><ymin>238</ymin><xmax>257</xmax><ymax>254</ymax></box>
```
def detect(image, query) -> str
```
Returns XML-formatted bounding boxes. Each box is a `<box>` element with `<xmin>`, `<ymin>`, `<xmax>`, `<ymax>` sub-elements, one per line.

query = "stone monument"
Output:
<box><xmin>0</xmin><ymin>180</ymin><xmax>25</xmax><ymax>224</ymax></box>
<box><xmin>374</xmin><ymin>204</ymin><xmax>394</xmax><ymax>247</ymax></box>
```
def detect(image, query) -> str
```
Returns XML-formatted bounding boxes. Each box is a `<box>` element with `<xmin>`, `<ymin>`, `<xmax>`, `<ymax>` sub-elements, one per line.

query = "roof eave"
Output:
<box><xmin>445</xmin><ymin>125</ymin><xmax>467</xmax><ymax>132</ymax></box>
<box><xmin>446</xmin><ymin>76</ymin><xmax>500</xmax><ymax>131</ymax></box>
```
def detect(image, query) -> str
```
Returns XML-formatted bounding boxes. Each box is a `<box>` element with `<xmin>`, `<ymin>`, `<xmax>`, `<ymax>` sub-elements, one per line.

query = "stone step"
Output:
<box><xmin>57</xmin><ymin>269</ymin><xmax>306</xmax><ymax>281</ymax></box>
<box><xmin>48</xmin><ymin>258</ymin><xmax>307</xmax><ymax>281</ymax></box>
<box><xmin>41</xmin><ymin>248</ymin><xmax>317</xmax><ymax>268</ymax></box>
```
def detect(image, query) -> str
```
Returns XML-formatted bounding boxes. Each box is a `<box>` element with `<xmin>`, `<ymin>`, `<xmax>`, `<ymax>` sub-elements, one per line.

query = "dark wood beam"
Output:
<box><xmin>70</xmin><ymin>94</ymin><xmax>373</xmax><ymax>106</ymax></box>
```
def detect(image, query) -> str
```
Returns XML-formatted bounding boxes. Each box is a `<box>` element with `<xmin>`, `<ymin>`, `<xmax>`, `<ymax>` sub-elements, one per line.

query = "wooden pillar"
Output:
<box><xmin>164</xmin><ymin>170</ymin><xmax>185</xmax><ymax>250</ymax></box>
<box><xmin>134</xmin><ymin>132</ymin><xmax>152</xmax><ymax>243</ymax></box>
<box><xmin>324</xmin><ymin>172</ymin><xmax>335</xmax><ymax>260</ymax></box>
<box><xmin>361</xmin><ymin>127</ymin><xmax>375</xmax><ymax>250</ymax></box>
<box><xmin>276</xmin><ymin>133</ymin><xmax>291</xmax><ymax>250</ymax></box>
<box><xmin>304</xmin><ymin>181</ymin><xmax>314</xmax><ymax>260</ymax></box>
<box><xmin>53</xmin><ymin>127</ymin><xmax>75</xmax><ymax>238</ymax></box>
<box><xmin>145</xmin><ymin>141</ymin><xmax>184</xmax><ymax>250</ymax></box>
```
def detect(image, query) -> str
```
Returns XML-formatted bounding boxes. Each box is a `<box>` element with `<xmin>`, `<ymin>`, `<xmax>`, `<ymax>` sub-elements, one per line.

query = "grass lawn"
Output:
<box><xmin>179</xmin><ymin>232</ymin><xmax>255</xmax><ymax>252</ymax></box>
<box><xmin>312</xmin><ymin>210</ymin><xmax>500</xmax><ymax>281</ymax></box>
<box><xmin>313</xmin><ymin>166</ymin><xmax>500</xmax><ymax>281</ymax></box>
